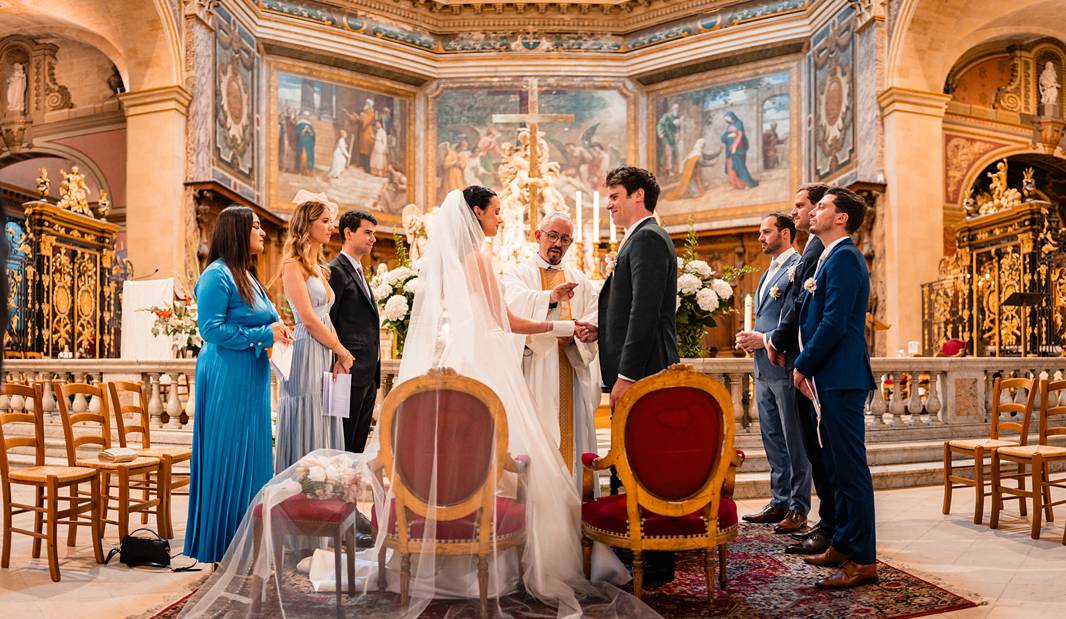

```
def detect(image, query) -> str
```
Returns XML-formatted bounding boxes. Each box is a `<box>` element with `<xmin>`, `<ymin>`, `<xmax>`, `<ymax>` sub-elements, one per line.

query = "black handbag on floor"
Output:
<box><xmin>104</xmin><ymin>528</ymin><xmax>199</xmax><ymax>572</ymax></box>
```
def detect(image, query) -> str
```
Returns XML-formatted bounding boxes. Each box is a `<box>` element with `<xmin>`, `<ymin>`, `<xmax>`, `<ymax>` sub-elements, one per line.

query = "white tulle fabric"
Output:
<box><xmin>178</xmin><ymin>190</ymin><xmax>657</xmax><ymax>619</ymax></box>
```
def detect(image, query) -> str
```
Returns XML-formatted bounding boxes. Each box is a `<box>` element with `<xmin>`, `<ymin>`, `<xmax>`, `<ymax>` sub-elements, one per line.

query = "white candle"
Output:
<box><xmin>575</xmin><ymin>192</ymin><xmax>583</xmax><ymax>242</ymax></box>
<box><xmin>609</xmin><ymin>211</ymin><xmax>617</xmax><ymax>243</ymax></box>
<box><xmin>744</xmin><ymin>294</ymin><xmax>754</xmax><ymax>332</ymax></box>
<box><xmin>592</xmin><ymin>192</ymin><xmax>600</xmax><ymax>243</ymax></box>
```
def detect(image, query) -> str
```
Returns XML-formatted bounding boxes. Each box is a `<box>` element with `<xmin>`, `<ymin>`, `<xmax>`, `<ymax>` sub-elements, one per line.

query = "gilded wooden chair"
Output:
<box><xmin>54</xmin><ymin>381</ymin><xmax>163</xmax><ymax>540</ymax></box>
<box><xmin>107</xmin><ymin>381</ymin><xmax>191</xmax><ymax>539</ymax></box>
<box><xmin>991</xmin><ymin>379</ymin><xmax>1066</xmax><ymax>540</ymax></box>
<box><xmin>370</xmin><ymin>367</ymin><xmax>528</xmax><ymax>618</ymax></box>
<box><xmin>0</xmin><ymin>383</ymin><xmax>103</xmax><ymax>581</ymax></box>
<box><xmin>579</xmin><ymin>364</ymin><xmax>742</xmax><ymax>601</ymax></box>
<box><xmin>942</xmin><ymin>377</ymin><xmax>1037</xmax><ymax>525</ymax></box>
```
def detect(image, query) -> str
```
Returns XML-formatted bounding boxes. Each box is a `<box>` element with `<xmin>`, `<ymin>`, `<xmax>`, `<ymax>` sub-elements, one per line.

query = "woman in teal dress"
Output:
<box><xmin>184</xmin><ymin>205</ymin><xmax>293</xmax><ymax>564</ymax></box>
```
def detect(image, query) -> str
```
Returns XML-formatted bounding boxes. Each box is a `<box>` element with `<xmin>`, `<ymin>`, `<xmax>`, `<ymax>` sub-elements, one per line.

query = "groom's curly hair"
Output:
<box><xmin>605</xmin><ymin>166</ymin><xmax>660</xmax><ymax>212</ymax></box>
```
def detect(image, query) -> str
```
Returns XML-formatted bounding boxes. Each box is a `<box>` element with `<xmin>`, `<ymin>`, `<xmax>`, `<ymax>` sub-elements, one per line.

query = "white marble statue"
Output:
<box><xmin>5</xmin><ymin>63</ymin><xmax>27</xmax><ymax>114</ymax></box>
<box><xmin>1039</xmin><ymin>60</ymin><xmax>1060</xmax><ymax>113</ymax></box>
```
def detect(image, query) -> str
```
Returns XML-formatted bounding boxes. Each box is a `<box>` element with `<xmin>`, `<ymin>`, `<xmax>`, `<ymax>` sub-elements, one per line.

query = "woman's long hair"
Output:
<box><xmin>207</xmin><ymin>205</ymin><xmax>260</xmax><ymax>306</ymax></box>
<box><xmin>282</xmin><ymin>200</ymin><xmax>328</xmax><ymax>280</ymax></box>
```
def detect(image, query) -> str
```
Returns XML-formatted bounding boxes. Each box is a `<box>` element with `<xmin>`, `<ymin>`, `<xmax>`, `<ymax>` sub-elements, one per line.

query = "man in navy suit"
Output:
<box><xmin>735</xmin><ymin>213</ymin><xmax>811</xmax><ymax>534</ymax></box>
<box><xmin>793</xmin><ymin>186</ymin><xmax>877</xmax><ymax>588</ymax></box>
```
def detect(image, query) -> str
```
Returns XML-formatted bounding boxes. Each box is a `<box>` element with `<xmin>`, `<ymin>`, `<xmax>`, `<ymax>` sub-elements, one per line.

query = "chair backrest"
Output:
<box><xmin>1038</xmin><ymin>379</ymin><xmax>1066</xmax><ymax>444</ymax></box>
<box><xmin>107</xmin><ymin>381</ymin><xmax>152</xmax><ymax>448</ymax></box>
<box><xmin>0</xmin><ymin>383</ymin><xmax>46</xmax><ymax>476</ymax></box>
<box><xmin>374</xmin><ymin>368</ymin><xmax>507</xmax><ymax>538</ymax></box>
<box><xmin>54</xmin><ymin>381</ymin><xmax>112</xmax><ymax>465</ymax></box>
<box><xmin>990</xmin><ymin>377</ymin><xmax>1037</xmax><ymax>443</ymax></box>
<box><xmin>613</xmin><ymin>364</ymin><xmax>734</xmax><ymax>528</ymax></box>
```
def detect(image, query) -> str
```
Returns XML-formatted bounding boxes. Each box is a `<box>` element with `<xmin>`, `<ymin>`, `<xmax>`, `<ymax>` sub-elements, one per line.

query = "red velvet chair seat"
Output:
<box><xmin>371</xmin><ymin>496</ymin><xmax>525</xmax><ymax>541</ymax></box>
<box><xmin>581</xmin><ymin>493</ymin><xmax>738</xmax><ymax>539</ymax></box>
<box><xmin>252</xmin><ymin>495</ymin><xmax>355</xmax><ymax>523</ymax></box>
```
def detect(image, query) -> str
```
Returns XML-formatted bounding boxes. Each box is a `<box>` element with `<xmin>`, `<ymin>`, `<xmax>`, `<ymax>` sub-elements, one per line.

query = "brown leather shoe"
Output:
<box><xmin>742</xmin><ymin>504</ymin><xmax>788</xmax><ymax>524</ymax></box>
<box><xmin>803</xmin><ymin>545</ymin><xmax>849</xmax><ymax>567</ymax></box>
<box><xmin>774</xmin><ymin>510</ymin><xmax>808</xmax><ymax>534</ymax></box>
<box><xmin>815</xmin><ymin>560</ymin><xmax>879</xmax><ymax>589</ymax></box>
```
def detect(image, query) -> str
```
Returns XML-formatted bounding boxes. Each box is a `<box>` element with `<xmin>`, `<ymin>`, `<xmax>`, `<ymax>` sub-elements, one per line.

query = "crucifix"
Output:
<box><xmin>492</xmin><ymin>78</ymin><xmax>574</xmax><ymax>238</ymax></box>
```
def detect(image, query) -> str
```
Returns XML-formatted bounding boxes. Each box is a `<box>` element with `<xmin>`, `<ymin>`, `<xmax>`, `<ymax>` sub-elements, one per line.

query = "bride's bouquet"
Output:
<box><xmin>294</xmin><ymin>452</ymin><xmax>365</xmax><ymax>503</ymax></box>
<box><xmin>676</xmin><ymin>223</ymin><xmax>753</xmax><ymax>358</ymax></box>
<box><xmin>370</xmin><ymin>236</ymin><xmax>419</xmax><ymax>357</ymax></box>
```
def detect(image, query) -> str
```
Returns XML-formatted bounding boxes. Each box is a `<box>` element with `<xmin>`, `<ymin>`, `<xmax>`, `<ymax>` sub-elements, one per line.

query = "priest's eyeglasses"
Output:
<box><xmin>544</xmin><ymin>231</ymin><xmax>573</xmax><ymax>246</ymax></box>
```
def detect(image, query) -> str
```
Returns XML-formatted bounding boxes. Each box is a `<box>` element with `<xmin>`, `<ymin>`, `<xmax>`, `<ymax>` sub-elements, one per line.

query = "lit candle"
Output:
<box><xmin>575</xmin><ymin>192</ymin><xmax>583</xmax><ymax>242</ymax></box>
<box><xmin>744</xmin><ymin>294</ymin><xmax>753</xmax><ymax>332</ymax></box>
<box><xmin>592</xmin><ymin>191</ymin><xmax>600</xmax><ymax>243</ymax></box>
<box><xmin>609</xmin><ymin>210</ymin><xmax>617</xmax><ymax>243</ymax></box>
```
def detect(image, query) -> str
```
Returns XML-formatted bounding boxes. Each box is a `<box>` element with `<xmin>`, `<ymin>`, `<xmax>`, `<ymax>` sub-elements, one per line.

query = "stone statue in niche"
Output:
<box><xmin>4</xmin><ymin>63</ymin><xmax>26</xmax><ymax>114</ymax></box>
<box><xmin>1039</xmin><ymin>60</ymin><xmax>1060</xmax><ymax>116</ymax></box>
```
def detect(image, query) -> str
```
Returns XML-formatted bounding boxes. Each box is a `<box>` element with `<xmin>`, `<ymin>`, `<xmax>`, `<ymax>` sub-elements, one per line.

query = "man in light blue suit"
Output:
<box><xmin>793</xmin><ymin>186</ymin><xmax>878</xmax><ymax>589</ymax></box>
<box><xmin>736</xmin><ymin>214</ymin><xmax>811</xmax><ymax>533</ymax></box>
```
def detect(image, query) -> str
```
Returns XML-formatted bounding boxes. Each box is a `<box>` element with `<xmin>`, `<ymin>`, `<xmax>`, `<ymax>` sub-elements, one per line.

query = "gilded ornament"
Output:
<box><xmin>35</xmin><ymin>167</ymin><xmax>50</xmax><ymax>198</ymax></box>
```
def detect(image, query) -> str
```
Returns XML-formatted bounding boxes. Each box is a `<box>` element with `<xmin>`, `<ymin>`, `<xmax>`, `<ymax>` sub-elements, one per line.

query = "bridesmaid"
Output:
<box><xmin>185</xmin><ymin>205</ymin><xmax>292</xmax><ymax>565</ymax></box>
<box><xmin>274</xmin><ymin>198</ymin><xmax>352</xmax><ymax>472</ymax></box>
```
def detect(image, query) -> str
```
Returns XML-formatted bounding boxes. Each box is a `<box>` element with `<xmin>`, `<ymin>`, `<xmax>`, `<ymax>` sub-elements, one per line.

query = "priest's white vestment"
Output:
<box><xmin>503</xmin><ymin>255</ymin><xmax>600</xmax><ymax>489</ymax></box>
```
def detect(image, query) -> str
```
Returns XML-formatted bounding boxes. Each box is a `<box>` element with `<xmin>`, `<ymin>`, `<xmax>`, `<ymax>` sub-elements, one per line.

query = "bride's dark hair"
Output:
<box><xmin>462</xmin><ymin>185</ymin><xmax>497</xmax><ymax>211</ymax></box>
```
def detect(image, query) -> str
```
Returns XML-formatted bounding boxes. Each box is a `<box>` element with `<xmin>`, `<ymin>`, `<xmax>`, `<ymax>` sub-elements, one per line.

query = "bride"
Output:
<box><xmin>179</xmin><ymin>187</ymin><xmax>657</xmax><ymax>619</ymax></box>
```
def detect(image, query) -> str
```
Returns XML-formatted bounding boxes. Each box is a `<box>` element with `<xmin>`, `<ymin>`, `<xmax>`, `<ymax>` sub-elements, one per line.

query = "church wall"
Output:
<box><xmin>49</xmin><ymin>39</ymin><xmax>118</xmax><ymax>112</ymax></box>
<box><xmin>212</xmin><ymin>5</ymin><xmax>259</xmax><ymax>203</ymax></box>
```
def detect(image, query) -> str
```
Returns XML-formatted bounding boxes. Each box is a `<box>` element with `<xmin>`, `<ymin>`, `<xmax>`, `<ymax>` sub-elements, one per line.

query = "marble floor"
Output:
<box><xmin>0</xmin><ymin>482</ymin><xmax>1064</xmax><ymax>618</ymax></box>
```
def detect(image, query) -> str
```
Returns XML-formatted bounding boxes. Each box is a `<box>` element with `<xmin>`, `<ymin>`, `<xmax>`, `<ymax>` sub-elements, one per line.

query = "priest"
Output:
<box><xmin>504</xmin><ymin>211</ymin><xmax>600</xmax><ymax>488</ymax></box>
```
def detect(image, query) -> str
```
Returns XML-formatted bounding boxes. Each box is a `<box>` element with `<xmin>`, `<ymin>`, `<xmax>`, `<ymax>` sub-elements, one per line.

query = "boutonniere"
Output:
<box><xmin>787</xmin><ymin>265</ymin><xmax>797</xmax><ymax>282</ymax></box>
<box><xmin>803</xmin><ymin>277</ymin><xmax>817</xmax><ymax>294</ymax></box>
<box><xmin>604</xmin><ymin>252</ymin><xmax>617</xmax><ymax>276</ymax></box>
<box><xmin>769</xmin><ymin>285</ymin><xmax>782</xmax><ymax>299</ymax></box>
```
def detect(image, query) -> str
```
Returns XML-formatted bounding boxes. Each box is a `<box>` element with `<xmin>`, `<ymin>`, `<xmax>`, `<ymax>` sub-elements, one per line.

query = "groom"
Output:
<box><xmin>577</xmin><ymin>166</ymin><xmax>679</xmax><ymax>584</ymax></box>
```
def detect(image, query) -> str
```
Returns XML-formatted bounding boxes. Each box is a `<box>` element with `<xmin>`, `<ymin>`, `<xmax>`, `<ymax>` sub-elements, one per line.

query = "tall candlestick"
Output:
<box><xmin>609</xmin><ymin>211</ymin><xmax>617</xmax><ymax>243</ymax></box>
<box><xmin>743</xmin><ymin>294</ymin><xmax>754</xmax><ymax>332</ymax></box>
<box><xmin>592</xmin><ymin>192</ymin><xmax>600</xmax><ymax>243</ymax></box>
<box><xmin>575</xmin><ymin>192</ymin><xmax>583</xmax><ymax>242</ymax></box>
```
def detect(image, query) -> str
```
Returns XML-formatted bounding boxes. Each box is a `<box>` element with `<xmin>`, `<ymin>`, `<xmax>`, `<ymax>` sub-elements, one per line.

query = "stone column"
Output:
<box><xmin>119</xmin><ymin>86</ymin><xmax>193</xmax><ymax>280</ymax></box>
<box><xmin>877</xmin><ymin>87</ymin><xmax>950</xmax><ymax>354</ymax></box>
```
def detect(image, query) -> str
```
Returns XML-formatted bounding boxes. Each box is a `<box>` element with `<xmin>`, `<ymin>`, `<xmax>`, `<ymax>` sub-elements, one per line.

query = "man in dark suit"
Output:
<box><xmin>793</xmin><ymin>186</ymin><xmax>877</xmax><ymax>589</ymax></box>
<box><xmin>576</xmin><ymin>165</ymin><xmax>679</xmax><ymax>584</ymax></box>
<box><xmin>328</xmin><ymin>210</ymin><xmax>381</xmax><ymax>453</ymax></box>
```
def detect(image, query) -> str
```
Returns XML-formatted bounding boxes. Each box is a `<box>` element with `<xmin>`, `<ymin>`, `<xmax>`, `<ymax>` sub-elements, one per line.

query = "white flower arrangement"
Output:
<box><xmin>294</xmin><ymin>452</ymin><xmax>364</xmax><ymax>503</ymax></box>
<box><xmin>803</xmin><ymin>277</ymin><xmax>818</xmax><ymax>294</ymax></box>
<box><xmin>383</xmin><ymin>295</ymin><xmax>409</xmax><ymax>321</ymax></box>
<box><xmin>403</xmin><ymin>277</ymin><xmax>420</xmax><ymax>295</ymax></box>
<box><xmin>696</xmin><ymin>287</ymin><xmax>720</xmax><ymax>312</ymax></box>
<box><xmin>710</xmin><ymin>278</ymin><xmax>733</xmax><ymax>300</ymax></box>
<box><xmin>677</xmin><ymin>273</ymin><xmax>702</xmax><ymax>295</ymax></box>
<box><xmin>370</xmin><ymin>254</ymin><xmax>421</xmax><ymax>356</ymax></box>
<box><xmin>684</xmin><ymin>260</ymin><xmax>714</xmax><ymax>279</ymax></box>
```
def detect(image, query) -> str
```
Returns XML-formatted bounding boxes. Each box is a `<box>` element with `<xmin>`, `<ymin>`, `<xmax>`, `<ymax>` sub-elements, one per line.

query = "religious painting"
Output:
<box><xmin>266</xmin><ymin>58</ymin><xmax>416</xmax><ymax>224</ymax></box>
<box><xmin>809</xmin><ymin>8</ymin><xmax>856</xmax><ymax>182</ymax></box>
<box><xmin>214</xmin><ymin>6</ymin><xmax>257</xmax><ymax>186</ymax></box>
<box><xmin>428</xmin><ymin>80</ymin><xmax>636</xmax><ymax>207</ymax></box>
<box><xmin>648</xmin><ymin>61</ymin><xmax>799</xmax><ymax>226</ymax></box>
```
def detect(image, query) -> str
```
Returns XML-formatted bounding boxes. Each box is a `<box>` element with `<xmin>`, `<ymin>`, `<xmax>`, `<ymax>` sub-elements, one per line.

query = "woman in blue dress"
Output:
<box><xmin>721</xmin><ymin>110</ymin><xmax>760</xmax><ymax>189</ymax></box>
<box><xmin>184</xmin><ymin>205</ymin><xmax>293</xmax><ymax>565</ymax></box>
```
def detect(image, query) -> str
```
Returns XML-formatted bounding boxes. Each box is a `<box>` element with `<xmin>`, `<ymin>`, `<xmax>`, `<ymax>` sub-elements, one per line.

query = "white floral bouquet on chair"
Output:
<box><xmin>294</xmin><ymin>452</ymin><xmax>365</xmax><ymax>503</ymax></box>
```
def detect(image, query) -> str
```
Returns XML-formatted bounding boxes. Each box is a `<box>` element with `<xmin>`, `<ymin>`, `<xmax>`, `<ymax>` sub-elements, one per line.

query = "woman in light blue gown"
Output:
<box><xmin>274</xmin><ymin>197</ymin><xmax>352</xmax><ymax>472</ymax></box>
<box><xmin>185</xmin><ymin>206</ymin><xmax>292</xmax><ymax>564</ymax></box>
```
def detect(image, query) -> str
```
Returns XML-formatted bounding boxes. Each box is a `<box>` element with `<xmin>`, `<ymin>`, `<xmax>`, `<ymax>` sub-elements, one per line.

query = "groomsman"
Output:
<box><xmin>576</xmin><ymin>165</ymin><xmax>679</xmax><ymax>584</ymax></box>
<box><xmin>328</xmin><ymin>210</ymin><xmax>381</xmax><ymax>453</ymax></box>
<box><xmin>735</xmin><ymin>213</ymin><xmax>811</xmax><ymax>534</ymax></box>
<box><xmin>793</xmin><ymin>186</ymin><xmax>877</xmax><ymax>589</ymax></box>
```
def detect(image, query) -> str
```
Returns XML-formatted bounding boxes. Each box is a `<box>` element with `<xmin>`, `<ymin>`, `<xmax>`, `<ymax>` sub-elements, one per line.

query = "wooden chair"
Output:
<box><xmin>107</xmin><ymin>381</ymin><xmax>191</xmax><ymax>539</ymax></box>
<box><xmin>942</xmin><ymin>377</ymin><xmax>1037</xmax><ymax>525</ymax></box>
<box><xmin>0</xmin><ymin>383</ymin><xmax>103</xmax><ymax>581</ymax></box>
<box><xmin>579</xmin><ymin>364</ymin><xmax>742</xmax><ymax>602</ymax></box>
<box><xmin>54</xmin><ymin>381</ymin><xmax>164</xmax><ymax>540</ymax></box>
<box><xmin>991</xmin><ymin>379</ymin><xmax>1066</xmax><ymax>541</ymax></box>
<box><xmin>370</xmin><ymin>367</ymin><xmax>528</xmax><ymax>618</ymax></box>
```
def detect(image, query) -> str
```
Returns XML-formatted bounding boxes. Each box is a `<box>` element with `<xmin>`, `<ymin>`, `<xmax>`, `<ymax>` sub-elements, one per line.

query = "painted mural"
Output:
<box><xmin>650</xmin><ymin>68</ymin><xmax>794</xmax><ymax>221</ymax></box>
<box><xmin>214</xmin><ymin>7</ymin><xmax>257</xmax><ymax>186</ymax></box>
<box><xmin>430</xmin><ymin>82</ymin><xmax>633</xmax><ymax>206</ymax></box>
<box><xmin>268</xmin><ymin>60</ymin><xmax>414</xmax><ymax>220</ymax></box>
<box><xmin>810</xmin><ymin>8</ymin><xmax>856</xmax><ymax>182</ymax></box>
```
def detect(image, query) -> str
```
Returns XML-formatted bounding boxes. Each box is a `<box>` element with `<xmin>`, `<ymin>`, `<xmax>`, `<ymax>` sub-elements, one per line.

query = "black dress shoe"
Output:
<box><xmin>742</xmin><ymin>504</ymin><xmax>788</xmax><ymax>524</ymax></box>
<box><xmin>355</xmin><ymin>533</ymin><xmax>376</xmax><ymax>549</ymax></box>
<box><xmin>791</xmin><ymin>525</ymin><xmax>820</xmax><ymax>541</ymax></box>
<box><xmin>356</xmin><ymin>510</ymin><xmax>374</xmax><ymax>534</ymax></box>
<box><xmin>785</xmin><ymin>531</ymin><xmax>831</xmax><ymax>555</ymax></box>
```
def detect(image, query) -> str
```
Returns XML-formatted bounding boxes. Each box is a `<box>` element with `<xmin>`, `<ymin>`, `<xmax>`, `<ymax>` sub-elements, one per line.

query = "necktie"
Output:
<box><xmin>354</xmin><ymin>263</ymin><xmax>371</xmax><ymax>300</ymax></box>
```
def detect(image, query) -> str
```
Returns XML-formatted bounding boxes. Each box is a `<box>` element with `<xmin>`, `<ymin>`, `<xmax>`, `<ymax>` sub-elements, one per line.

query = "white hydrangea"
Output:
<box><xmin>677</xmin><ymin>273</ymin><xmax>701</xmax><ymax>295</ymax></box>
<box><xmin>403</xmin><ymin>277</ymin><xmax>420</xmax><ymax>295</ymax></box>
<box><xmin>677</xmin><ymin>257</ymin><xmax>685</xmax><ymax>270</ymax></box>
<box><xmin>711</xmin><ymin>278</ymin><xmax>733</xmax><ymax>300</ymax></box>
<box><xmin>372</xmin><ymin>282</ymin><xmax>392</xmax><ymax>299</ymax></box>
<box><xmin>383</xmin><ymin>295</ymin><xmax>410</xmax><ymax>321</ymax></box>
<box><xmin>307</xmin><ymin>465</ymin><xmax>326</xmax><ymax>483</ymax></box>
<box><xmin>684</xmin><ymin>260</ymin><xmax>714</xmax><ymax>279</ymax></box>
<box><xmin>696</xmin><ymin>287</ymin><xmax>720</xmax><ymax>312</ymax></box>
<box><xmin>383</xmin><ymin>266</ymin><xmax>415</xmax><ymax>287</ymax></box>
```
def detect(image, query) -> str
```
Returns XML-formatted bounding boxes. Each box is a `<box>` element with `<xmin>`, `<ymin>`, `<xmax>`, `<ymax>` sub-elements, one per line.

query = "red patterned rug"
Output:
<box><xmin>149</xmin><ymin>525</ymin><xmax>977</xmax><ymax>618</ymax></box>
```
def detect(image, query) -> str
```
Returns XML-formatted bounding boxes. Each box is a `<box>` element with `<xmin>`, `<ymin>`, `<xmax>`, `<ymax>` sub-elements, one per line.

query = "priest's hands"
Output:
<box><xmin>610</xmin><ymin>377</ymin><xmax>634</xmax><ymax>410</ymax></box>
<box><xmin>574</xmin><ymin>321</ymin><xmax>597</xmax><ymax>343</ymax></box>
<box><xmin>734</xmin><ymin>330</ymin><xmax>765</xmax><ymax>352</ymax></box>
<box><xmin>550</xmin><ymin>282</ymin><xmax>578</xmax><ymax>303</ymax></box>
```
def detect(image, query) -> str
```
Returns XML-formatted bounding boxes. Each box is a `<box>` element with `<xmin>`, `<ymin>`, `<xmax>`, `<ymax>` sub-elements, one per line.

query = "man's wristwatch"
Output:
<box><xmin>548</xmin><ymin>301</ymin><xmax>559</xmax><ymax>309</ymax></box>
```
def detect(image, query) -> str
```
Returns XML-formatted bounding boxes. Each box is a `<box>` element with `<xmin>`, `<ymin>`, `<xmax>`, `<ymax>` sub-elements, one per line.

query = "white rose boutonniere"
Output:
<box><xmin>769</xmin><ymin>285</ymin><xmax>782</xmax><ymax>299</ymax></box>
<box><xmin>787</xmin><ymin>265</ymin><xmax>797</xmax><ymax>282</ymax></box>
<box><xmin>803</xmin><ymin>277</ymin><xmax>817</xmax><ymax>294</ymax></box>
<box><xmin>604</xmin><ymin>252</ymin><xmax>618</xmax><ymax>277</ymax></box>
